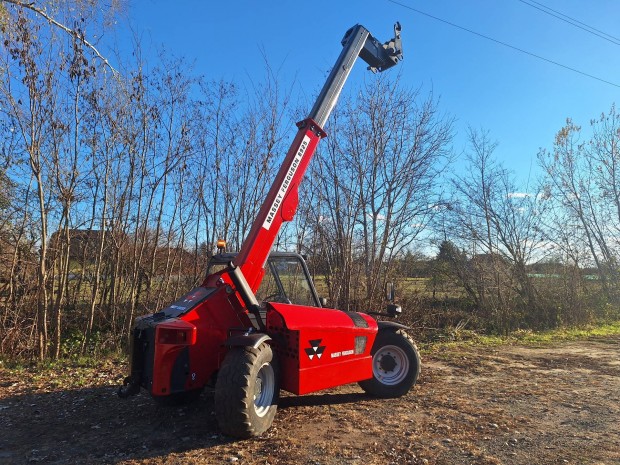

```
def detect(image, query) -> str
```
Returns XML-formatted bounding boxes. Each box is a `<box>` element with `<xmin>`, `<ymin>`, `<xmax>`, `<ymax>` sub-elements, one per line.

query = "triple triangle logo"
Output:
<box><xmin>304</xmin><ymin>339</ymin><xmax>326</xmax><ymax>360</ymax></box>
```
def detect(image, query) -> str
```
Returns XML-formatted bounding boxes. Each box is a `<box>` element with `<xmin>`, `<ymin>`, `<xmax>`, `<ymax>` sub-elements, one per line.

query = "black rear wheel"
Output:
<box><xmin>358</xmin><ymin>329</ymin><xmax>420</xmax><ymax>398</ymax></box>
<box><xmin>214</xmin><ymin>343</ymin><xmax>279</xmax><ymax>438</ymax></box>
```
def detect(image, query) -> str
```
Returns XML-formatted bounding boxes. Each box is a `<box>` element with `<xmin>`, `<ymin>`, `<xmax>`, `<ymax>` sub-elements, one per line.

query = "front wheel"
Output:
<box><xmin>359</xmin><ymin>329</ymin><xmax>421</xmax><ymax>398</ymax></box>
<box><xmin>214</xmin><ymin>343</ymin><xmax>280</xmax><ymax>438</ymax></box>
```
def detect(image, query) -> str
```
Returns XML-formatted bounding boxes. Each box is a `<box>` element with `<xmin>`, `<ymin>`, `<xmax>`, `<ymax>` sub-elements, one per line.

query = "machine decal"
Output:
<box><xmin>304</xmin><ymin>339</ymin><xmax>326</xmax><ymax>360</ymax></box>
<box><xmin>262</xmin><ymin>135</ymin><xmax>311</xmax><ymax>231</ymax></box>
<box><xmin>330</xmin><ymin>349</ymin><xmax>354</xmax><ymax>359</ymax></box>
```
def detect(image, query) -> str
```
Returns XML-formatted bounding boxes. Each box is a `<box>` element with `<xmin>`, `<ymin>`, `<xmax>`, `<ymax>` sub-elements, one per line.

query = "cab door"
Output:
<box><xmin>258</xmin><ymin>254</ymin><xmax>321</xmax><ymax>307</ymax></box>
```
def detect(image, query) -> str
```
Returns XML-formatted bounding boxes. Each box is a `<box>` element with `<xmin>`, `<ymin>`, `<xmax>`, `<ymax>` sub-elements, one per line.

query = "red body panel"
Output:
<box><xmin>147</xmin><ymin>286</ymin><xmax>379</xmax><ymax>398</ymax></box>
<box><xmin>148</xmin><ymin>283</ymin><xmax>253</xmax><ymax>397</ymax></box>
<box><xmin>266</xmin><ymin>304</ymin><xmax>377</xmax><ymax>395</ymax></box>
<box><xmin>151</xmin><ymin>320</ymin><xmax>196</xmax><ymax>394</ymax></box>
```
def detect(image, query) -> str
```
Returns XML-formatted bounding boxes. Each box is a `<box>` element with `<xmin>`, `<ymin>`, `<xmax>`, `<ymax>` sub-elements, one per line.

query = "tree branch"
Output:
<box><xmin>2</xmin><ymin>0</ymin><xmax>118</xmax><ymax>76</ymax></box>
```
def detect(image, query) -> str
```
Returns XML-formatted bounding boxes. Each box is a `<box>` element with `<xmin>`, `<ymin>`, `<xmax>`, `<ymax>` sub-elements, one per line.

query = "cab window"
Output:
<box><xmin>268</xmin><ymin>256</ymin><xmax>317</xmax><ymax>307</ymax></box>
<box><xmin>255</xmin><ymin>261</ymin><xmax>288</xmax><ymax>303</ymax></box>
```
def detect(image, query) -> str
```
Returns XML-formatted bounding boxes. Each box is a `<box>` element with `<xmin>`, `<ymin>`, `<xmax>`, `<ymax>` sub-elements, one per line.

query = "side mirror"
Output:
<box><xmin>385</xmin><ymin>282</ymin><xmax>395</xmax><ymax>302</ymax></box>
<box><xmin>385</xmin><ymin>282</ymin><xmax>400</xmax><ymax>318</ymax></box>
<box><xmin>319</xmin><ymin>297</ymin><xmax>328</xmax><ymax>307</ymax></box>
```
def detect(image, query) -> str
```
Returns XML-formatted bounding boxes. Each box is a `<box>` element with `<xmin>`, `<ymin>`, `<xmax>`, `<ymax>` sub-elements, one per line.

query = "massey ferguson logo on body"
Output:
<box><xmin>262</xmin><ymin>135</ymin><xmax>311</xmax><ymax>230</ymax></box>
<box><xmin>304</xmin><ymin>339</ymin><xmax>326</xmax><ymax>360</ymax></box>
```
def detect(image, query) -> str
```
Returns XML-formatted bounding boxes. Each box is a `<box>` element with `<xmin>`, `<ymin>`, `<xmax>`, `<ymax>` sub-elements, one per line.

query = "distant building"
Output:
<box><xmin>49</xmin><ymin>229</ymin><xmax>123</xmax><ymax>262</ymax></box>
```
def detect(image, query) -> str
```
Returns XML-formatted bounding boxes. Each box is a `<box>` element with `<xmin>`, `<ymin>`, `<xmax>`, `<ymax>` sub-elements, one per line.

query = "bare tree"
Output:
<box><xmin>0</xmin><ymin>0</ymin><xmax>121</xmax><ymax>74</ymax></box>
<box><xmin>446</xmin><ymin>128</ymin><xmax>547</xmax><ymax>332</ymax></box>
<box><xmin>538</xmin><ymin>110</ymin><xmax>620</xmax><ymax>303</ymax></box>
<box><xmin>0</xmin><ymin>0</ymin><xmax>121</xmax><ymax>357</ymax></box>
<box><xmin>300</xmin><ymin>110</ymin><xmax>360</xmax><ymax>310</ymax></box>
<box><xmin>1</xmin><ymin>9</ymin><xmax>57</xmax><ymax>358</ymax></box>
<box><xmin>304</xmin><ymin>77</ymin><xmax>453</xmax><ymax>311</ymax></box>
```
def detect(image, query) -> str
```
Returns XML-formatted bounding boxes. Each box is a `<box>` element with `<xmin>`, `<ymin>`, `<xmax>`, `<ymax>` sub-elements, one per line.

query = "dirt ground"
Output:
<box><xmin>1</xmin><ymin>335</ymin><xmax>619</xmax><ymax>465</ymax></box>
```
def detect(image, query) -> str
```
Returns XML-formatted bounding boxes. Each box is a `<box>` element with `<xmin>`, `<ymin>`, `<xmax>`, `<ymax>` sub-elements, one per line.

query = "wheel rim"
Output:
<box><xmin>372</xmin><ymin>344</ymin><xmax>410</xmax><ymax>386</ymax></box>
<box><xmin>254</xmin><ymin>362</ymin><xmax>275</xmax><ymax>417</ymax></box>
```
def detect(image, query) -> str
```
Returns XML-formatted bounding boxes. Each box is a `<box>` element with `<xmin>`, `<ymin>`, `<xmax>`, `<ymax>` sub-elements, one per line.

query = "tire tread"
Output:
<box><xmin>358</xmin><ymin>329</ymin><xmax>421</xmax><ymax>398</ymax></box>
<box><xmin>214</xmin><ymin>344</ymin><xmax>278</xmax><ymax>438</ymax></box>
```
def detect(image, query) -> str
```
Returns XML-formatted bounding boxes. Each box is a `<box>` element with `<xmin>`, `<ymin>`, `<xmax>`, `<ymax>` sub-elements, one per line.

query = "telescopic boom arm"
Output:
<box><xmin>310</xmin><ymin>22</ymin><xmax>402</xmax><ymax>128</ymax></box>
<box><xmin>231</xmin><ymin>23</ymin><xmax>403</xmax><ymax>294</ymax></box>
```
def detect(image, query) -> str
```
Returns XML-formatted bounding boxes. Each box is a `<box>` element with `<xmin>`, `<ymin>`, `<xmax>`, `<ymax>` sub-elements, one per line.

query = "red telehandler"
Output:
<box><xmin>119</xmin><ymin>22</ymin><xmax>421</xmax><ymax>438</ymax></box>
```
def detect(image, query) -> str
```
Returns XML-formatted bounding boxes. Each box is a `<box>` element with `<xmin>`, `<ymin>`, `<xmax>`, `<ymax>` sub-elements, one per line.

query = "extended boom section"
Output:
<box><xmin>234</xmin><ymin>22</ymin><xmax>403</xmax><ymax>292</ymax></box>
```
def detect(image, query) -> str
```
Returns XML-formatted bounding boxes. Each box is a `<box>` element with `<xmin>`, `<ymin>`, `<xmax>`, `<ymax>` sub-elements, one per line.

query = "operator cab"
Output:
<box><xmin>207</xmin><ymin>252</ymin><xmax>323</xmax><ymax>307</ymax></box>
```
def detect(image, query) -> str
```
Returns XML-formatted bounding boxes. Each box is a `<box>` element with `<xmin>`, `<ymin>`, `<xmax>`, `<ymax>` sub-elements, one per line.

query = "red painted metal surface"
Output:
<box><xmin>233</xmin><ymin>119</ymin><xmax>326</xmax><ymax>292</ymax></box>
<box><xmin>266</xmin><ymin>303</ymin><xmax>377</xmax><ymax>395</ymax></box>
<box><xmin>148</xmin><ymin>283</ymin><xmax>251</xmax><ymax>396</ymax></box>
<box><xmin>148</xmin><ymin>295</ymin><xmax>379</xmax><ymax>397</ymax></box>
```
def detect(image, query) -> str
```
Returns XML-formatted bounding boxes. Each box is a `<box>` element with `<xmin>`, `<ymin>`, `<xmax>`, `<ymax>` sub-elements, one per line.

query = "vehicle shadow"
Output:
<box><xmin>0</xmin><ymin>384</ymin><xmax>369</xmax><ymax>464</ymax></box>
<box><xmin>0</xmin><ymin>385</ymin><xmax>229</xmax><ymax>464</ymax></box>
<box><xmin>279</xmin><ymin>391</ymin><xmax>368</xmax><ymax>409</ymax></box>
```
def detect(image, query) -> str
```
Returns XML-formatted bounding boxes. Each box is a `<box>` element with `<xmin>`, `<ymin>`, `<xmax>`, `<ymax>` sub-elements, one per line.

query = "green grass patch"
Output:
<box><xmin>421</xmin><ymin>320</ymin><xmax>620</xmax><ymax>354</ymax></box>
<box><xmin>509</xmin><ymin>321</ymin><xmax>620</xmax><ymax>344</ymax></box>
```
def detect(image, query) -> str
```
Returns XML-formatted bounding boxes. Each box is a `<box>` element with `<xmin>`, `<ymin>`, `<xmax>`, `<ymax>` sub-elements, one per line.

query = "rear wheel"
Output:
<box><xmin>214</xmin><ymin>343</ymin><xmax>279</xmax><ymax>438</ymax></box>
<box><xmin>359</xmin><ymin>329</ymin><xmax>420</xmax><ymax>398</ymax></box>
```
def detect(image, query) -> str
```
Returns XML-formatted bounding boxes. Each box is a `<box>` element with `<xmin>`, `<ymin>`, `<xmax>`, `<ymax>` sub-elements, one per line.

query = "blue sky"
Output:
<box><xmin>117</xmin><ymin>0</ymin><xmax>619</xmax><ymax>186</ymax></box>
